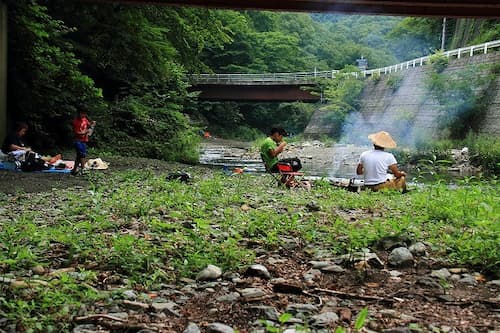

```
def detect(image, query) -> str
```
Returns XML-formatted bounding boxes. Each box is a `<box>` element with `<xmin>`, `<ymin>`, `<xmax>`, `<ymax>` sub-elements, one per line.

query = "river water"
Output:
<box><xmin>199</xmin><ymin>138</ymin><xmax>480</xmax><ymax>186</ymax></box>
<box><xmin>199</xmin><ymin>138</ymin><xmax>368</xmax><ymax>178</ymax></box>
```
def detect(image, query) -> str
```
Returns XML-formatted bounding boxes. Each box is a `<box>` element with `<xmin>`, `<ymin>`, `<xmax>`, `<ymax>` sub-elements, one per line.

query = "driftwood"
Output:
<box><xmin>74</xmin><ymin>314</ymin><xmax>157</xmax><ymax>331</ymax></box>
<box><xmin>314</xmin><ymin>287</ymin><xmax>393</xmax><ymax>303</ymax></box>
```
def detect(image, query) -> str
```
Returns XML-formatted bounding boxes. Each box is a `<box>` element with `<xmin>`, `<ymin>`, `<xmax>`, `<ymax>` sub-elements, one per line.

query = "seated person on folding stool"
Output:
<box><xmin>356</xmin><ymin>131</ymin><xmax>407</xmax><ymax>193</ymax></box>
<box><xmin>260</xmin><ymin>127</ymin><xmax>302</xmax><ymax>185</ymax></box>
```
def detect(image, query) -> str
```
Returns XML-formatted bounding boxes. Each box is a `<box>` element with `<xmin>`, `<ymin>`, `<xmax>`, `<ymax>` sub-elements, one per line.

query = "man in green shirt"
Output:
<box><xmin>260</xmin><ymin>127</ymin><xmax>289</xmax><ymax>172</ymax></box>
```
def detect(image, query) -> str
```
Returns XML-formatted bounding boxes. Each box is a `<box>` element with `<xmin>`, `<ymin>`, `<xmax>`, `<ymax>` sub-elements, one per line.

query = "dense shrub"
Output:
<box><xmin>463</xmin><ymin>133</ymin><xmax>500</xmax><ymax>175</ymax></box>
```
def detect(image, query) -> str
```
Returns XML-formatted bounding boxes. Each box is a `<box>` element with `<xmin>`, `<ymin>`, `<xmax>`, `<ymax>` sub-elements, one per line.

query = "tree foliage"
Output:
<box><xmin>5</xmin><ymin>2</ymin><xmax>499</xmax><ymax>157</ymax></box>
<box><xmin>6</xmin><ymin>0</ymin><xmax>103</xmax><ymax>150</ymax></box>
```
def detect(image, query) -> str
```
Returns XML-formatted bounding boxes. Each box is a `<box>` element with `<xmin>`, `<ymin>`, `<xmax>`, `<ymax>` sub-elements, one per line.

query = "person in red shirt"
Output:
<box><xmin>71</xmin><ymin>109</ymin><xmax>96</xmax><ymax>175</ymax></box>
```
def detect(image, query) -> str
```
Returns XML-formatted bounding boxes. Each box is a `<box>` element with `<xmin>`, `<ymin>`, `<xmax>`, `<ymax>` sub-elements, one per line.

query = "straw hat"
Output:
<box><xmin>368</xmin><ymin>131</ymin><xmax>397</xmax><ymax>148</ymax></box>
<box><xmin>85</xmin><ymin>158</ymin><xmax>109</xmax><ymax>170</ymax></box>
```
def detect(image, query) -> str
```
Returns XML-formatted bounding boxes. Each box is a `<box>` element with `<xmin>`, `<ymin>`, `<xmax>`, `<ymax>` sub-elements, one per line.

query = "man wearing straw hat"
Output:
<box><xmin>356</xmin><ymin>131</ymin><xmax>407</xmax><ymax>192</ymax></box>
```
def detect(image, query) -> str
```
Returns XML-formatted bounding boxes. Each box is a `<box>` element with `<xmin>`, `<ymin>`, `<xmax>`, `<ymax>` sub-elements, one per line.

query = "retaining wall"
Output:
<box><xmin>305</xmin><ymin>52</ymin><xmax>500</xmax><ymax>142</ymax></box>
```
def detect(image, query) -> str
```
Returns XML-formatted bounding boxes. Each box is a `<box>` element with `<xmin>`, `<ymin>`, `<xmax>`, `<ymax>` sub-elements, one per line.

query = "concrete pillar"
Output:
<box><xmin>0</xmin><ymin>1</ymin><xmax>6</xmax><ymax>142</ymax></box>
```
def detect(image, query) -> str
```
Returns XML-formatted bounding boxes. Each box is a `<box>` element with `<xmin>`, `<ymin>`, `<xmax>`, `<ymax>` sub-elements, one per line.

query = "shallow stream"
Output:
<box><xmin>199</xmin><ymin>138</ymin><xmax>368</xmax><ymax>179</ymax></box>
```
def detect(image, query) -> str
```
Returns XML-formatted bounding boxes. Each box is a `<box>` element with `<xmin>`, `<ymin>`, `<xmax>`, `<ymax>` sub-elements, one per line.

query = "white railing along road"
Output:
<box><xmin>189</xmin><ymin>39</ymin><xmax>500</xmax><ymax>85</ymax></box>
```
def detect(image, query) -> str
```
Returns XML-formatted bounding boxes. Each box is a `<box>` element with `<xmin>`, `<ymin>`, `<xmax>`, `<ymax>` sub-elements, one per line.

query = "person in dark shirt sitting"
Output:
<box><xmin>1</xmin><ymin>122</ymin><xmax>32</xmax><ymax>160</ymax></box>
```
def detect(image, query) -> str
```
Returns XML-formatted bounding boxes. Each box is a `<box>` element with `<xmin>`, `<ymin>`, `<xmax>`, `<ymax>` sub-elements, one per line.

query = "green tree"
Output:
<box><xmin>314</xmin><ymin>66</ymin><xmax>365</xmax><ymax>138</ymax></box>
<box><xmin>387</xmin><ymin>17</ymin><xmax>442</xmax><ymax>60</ymax></box>
<box><xmin>6</xmin><ymin>0</ymin><xmax>103</xmax><ymax>149</ymax></box>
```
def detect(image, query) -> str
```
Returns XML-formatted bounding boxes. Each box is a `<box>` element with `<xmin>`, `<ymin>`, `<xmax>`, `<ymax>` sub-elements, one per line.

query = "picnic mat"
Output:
<box><xmin>0</xmin><ymin>160</ymin><xmax>75</xmax><ymax>173</ymax></box>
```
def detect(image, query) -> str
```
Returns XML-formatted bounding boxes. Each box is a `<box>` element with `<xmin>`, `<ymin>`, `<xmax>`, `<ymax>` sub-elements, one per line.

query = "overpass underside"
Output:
<box><xmin>89</xmin><ymin>0</ymin><xmax>500</xmax><ymax>18</ymax></box>
<box><xmin>192</xmin><ymin>84</ymin><xmax>320</xmax><ymax>102</ymax></box>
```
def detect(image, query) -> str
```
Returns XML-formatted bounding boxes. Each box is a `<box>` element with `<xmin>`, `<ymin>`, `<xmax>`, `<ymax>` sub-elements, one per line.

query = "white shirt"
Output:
<box><xmin>359</xmin><ymin>149</ymin><xmax>397</xmax><ymax>185</ymax></box>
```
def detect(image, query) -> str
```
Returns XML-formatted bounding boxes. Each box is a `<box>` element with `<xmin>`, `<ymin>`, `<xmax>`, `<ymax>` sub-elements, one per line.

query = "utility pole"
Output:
<box><xmin>441</xmin><ymin>17</ymin><xmax>447</xmax><ymax>51</ymax></box>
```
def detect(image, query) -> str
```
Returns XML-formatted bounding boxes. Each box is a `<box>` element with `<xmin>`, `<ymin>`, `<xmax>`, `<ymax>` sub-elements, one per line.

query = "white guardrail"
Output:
<box><xmin>189</xmin><ymin>39</ymin><xmax>500</xmax><ymax>84</ymax></box>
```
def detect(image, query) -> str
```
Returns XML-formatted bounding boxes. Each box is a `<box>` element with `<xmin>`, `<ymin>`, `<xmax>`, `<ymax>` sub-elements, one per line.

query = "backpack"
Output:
<box><xmin>278</xmin><ymin>157</ymin><xmax>302</xmax><ymax>172</ymax></box>
<box><xmin>21</xmin><ymin>152</ymin><xmax>49</xmax><ymax>172</ymax></box>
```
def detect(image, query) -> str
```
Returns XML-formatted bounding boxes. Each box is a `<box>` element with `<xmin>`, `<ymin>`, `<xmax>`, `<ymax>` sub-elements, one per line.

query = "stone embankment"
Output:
<box><xmin>305</xmin><ymin>52</ymin><xmax>500</xmax><ymax>141</ymax></box>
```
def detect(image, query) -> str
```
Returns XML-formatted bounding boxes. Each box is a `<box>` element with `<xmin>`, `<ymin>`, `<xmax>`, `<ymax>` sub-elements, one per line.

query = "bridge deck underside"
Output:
<box><xmin>96</xmin><ymin>0</ymin><xmax>500</xmax><ymax>18</ymax></box>
<box><xmin>193</xmin><ymin>84</ymin><xmax>320</xmax><ymax>102</ymax></box>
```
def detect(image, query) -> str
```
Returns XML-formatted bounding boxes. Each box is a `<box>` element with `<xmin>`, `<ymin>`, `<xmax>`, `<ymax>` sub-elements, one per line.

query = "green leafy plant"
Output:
<box><xmin>386</xmin><ymin>72</ymin><xmax>404</xmax><ymax>92</ymax></box>
<box><xmin>428</xmin><ymin>51</ymin><xmax>449</xmax><ymax>73</ymax></box>
<box><xmin>354</xmin><ymin>307</ymin><xmax>369</xmax><ymax>330</ymax></box>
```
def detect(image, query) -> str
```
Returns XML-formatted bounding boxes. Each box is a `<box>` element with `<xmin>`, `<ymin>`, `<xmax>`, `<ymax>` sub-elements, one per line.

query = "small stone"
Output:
<box><xmin>180</xmin><ymin>277</ymin><xmax>196</xmax><ymax>284</ymax></box>
<box><xmin>286</xmin><ymin>303</ymin><xmax>318</xmax><ymax>314</ymax></box>
<box><xmin>217</xmin><ymin>292</ymin><xmax>240</xmax><ymax>302</ymax></box>
<box><xmin>322</xmin><ymin>264</ymin><xmax>345</xmax><ymax>273</ymax></box>
<box><xmin>309</xmin><ymin>312</ymin><xmax>339</xmax><ymax>327</ymax></box>
<box><xmin>383</xmin><ymin>328</ymin><xmax>411</xmax><ymax>333</ymax></box>
<box><xmin>487</xmin><ymin>280</ymin><xmax>500</xmax><ymax>286</ymax></box>
<box><xmin>416</xmin><ymin>277</ymin><xmax>441</xmax><ymax>289</ymax></box>
<box><xmin>458</xmin><ymin>274</ymin><xmax>477</xmax><ymax>285</ymax></box>
<box><xmin>122</xmin><ymin>300</ymin><xmax>150</xmax><ymax>310</ymax></box>
<box><xmin>183</xmin><ymin>322</ymin><xmax>201</xmax><ymax>333</ymax></box>
<box><xmin>196</xmin><ymin>264</ymin><xmax>222</xmax><ymax>281</ymax></box>
<box><xmin>73</xmin><ymin>324</ymin><xmax>99</xmax><ymax>333</ymax></box>
<box><xmin>379</xmin><ymin>309</ymin><xmax>399</xmax><ymax>318</ymax></box>
<box><xmin>408</xmin><ymin>242</ymin><xmax>427</xmax><ymax>256</ymax></box>
<box><xmin>239</xmin><ymin>287</ymin><xmax>266</xmax><ymax>299</ymax></box>
<box><xmin>303</xmin><ymin>268</ymin><xmax>321</xmax><ymax>283</ymax></box>
<box><xmin>388</xmin><ymin>247</ymin><xmax>414</xmax><ymax>267</ymax></box>
<box><xmin>48</xmin><ymin>267</ymin><xmax>76</xmax><ymax>276</ymax></box>
<box><xmin>430</xmin><ymin>268</ymin><xmax>451</xmax><ymax>279</ymax></box>
<box><xmin>245</xmin><ymin>264</ymin><xmax>271</xmax><ymax>279</ymax></box>
<box><xmin>32</xmin><ymin>265</ymin><xmax>45</xmax><ymax>275</ymax></box>
<box><xmin>399</xmin><ymin>314</ymin><xmax>417</xmax><ymax>321</ymax></box>
<box><xmin>389</xmin><ymin>270</ymin><xmax>403</xmax><ymax>277</ymax></box>
<box><xmin>151</xmin><ymin>301</ymin><xmax>178</xmax><ymax>314</ymax></box>
<box><xmin>251</xmin><ymin>305</ymin><xmax>280</xmax><ymax>321</ymax></box>
<box><xmin>270</xmin><ymin>277</ymin><xmax>286</xmax><ymax>284</ymax></box>
<box><xmin>438</xmin><ymin>294</ymin><xmax>454</xmax><ymax>302</ymax></box>
<box><xmin>122</xmin><ymin>290</ymin><xmax>137</xmax><ymax>300</ymax></box>
<box><xmin>339</xmin><ymin>308</ymin><xmax>352</xmax><ymax>322</ymax></box>
<box><xmin>206</xmin><ymin>323</ymin><xmax>235</xmax><ymax>333</ymax></box>
<box><xmin>449</xmin><ymin>267</ymin><xmax>468</xmax><ymax>274</ymax></box>
<box><xmin>240</xmin><ymin>204</ymin><xmax>251</xmax><ymax>211</ymax></box>
<box><xmin>309</xmin><ymin>261</ymin><xmax>331</xmax><ymax>269</ymax></box>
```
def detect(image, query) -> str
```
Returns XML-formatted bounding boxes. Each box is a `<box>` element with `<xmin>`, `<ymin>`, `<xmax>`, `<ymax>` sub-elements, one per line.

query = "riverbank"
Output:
<box><xmin>200</xmin><ymin>137</ymin><xmax>367</xmax><ymax>177</ymax></box>
<box><xmin>199</xmin><ymin>138</ymin><xmax>482</xmax><ymax>179</ymax></box>
<box><xmin>0</xmin><ymin>155</ymin><xmax>498</xmax><ymax>332</ymax></box>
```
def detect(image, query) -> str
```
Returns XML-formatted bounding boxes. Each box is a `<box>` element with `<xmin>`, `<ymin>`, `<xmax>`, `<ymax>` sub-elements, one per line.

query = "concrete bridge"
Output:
<box><xmin>188</xmin><ymin>73</ymin><xmax>322</xmax><ymax>102</ymax></box>
<box><xmin>189</xmin><ymin>40</ymin><xmax>500</xmax><ymax>101</ymax></box>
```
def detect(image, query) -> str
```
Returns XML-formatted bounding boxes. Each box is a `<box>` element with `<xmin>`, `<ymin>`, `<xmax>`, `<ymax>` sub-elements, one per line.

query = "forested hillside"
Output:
<box><xmin>5</xmin><ymin>0</ymin><xmax>499</xmax><ymax>161</ymax></box>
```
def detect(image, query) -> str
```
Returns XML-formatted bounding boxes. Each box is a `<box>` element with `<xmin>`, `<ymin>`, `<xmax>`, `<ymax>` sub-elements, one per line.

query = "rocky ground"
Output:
<box><xmin>0</xmin><ymin>149</ymin><xmax>498</xmax><ymax>333</ymax></box>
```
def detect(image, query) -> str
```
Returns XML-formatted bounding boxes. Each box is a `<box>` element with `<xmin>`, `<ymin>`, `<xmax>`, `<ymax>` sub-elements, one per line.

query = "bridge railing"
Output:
<box><xmin>189</xmin><ymin>39</ymin><xmax>500</xmax><ymax>84</ymax></box>
<box><xmin>364</xmin><ymin>39</ymin><xmax>500</xmax><ymax>76</ymax></box>
<box><xmin>189</xmin><ymin>70</ymin><xmax>341</xmax><ymax>84</ymax></box>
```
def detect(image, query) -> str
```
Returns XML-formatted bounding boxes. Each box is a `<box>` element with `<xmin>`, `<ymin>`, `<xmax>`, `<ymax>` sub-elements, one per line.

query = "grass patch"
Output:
<box><xmin>0</xmin><ymin>160</ymin><xmax>498</xmax><ymax>330</ymax></box>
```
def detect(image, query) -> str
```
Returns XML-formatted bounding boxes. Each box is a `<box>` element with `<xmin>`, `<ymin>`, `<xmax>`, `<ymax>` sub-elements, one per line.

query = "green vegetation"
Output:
<box><xmin>6</xmin><ymin>1</ymin><xmax>500</xmax><ymax>153</ymax></box>
<box><xmin>450</xmin><ymin>19</ymin><xmax>500</xmax><ymax>49</ymax></box>
<box><xmin>312</xmin><ymin>66</ymin><xmax>366</xmax><ymax>139</ymax></box>
<box><xmin>428</xmin><ymin>51</ymin><xmax>449</xmax><ymax>73</ymax></box>
<box><xmin>386</xmin><ymin>72</ymin><xmax>405</xmax><ymax>92</ymax></box>
<box><xmin>425</xmin><ymin>63</ymin><xmax>497</xmax><ymax>140</ymax></box>
<box><xmin>0</xmin><ymin>162</ymin><xmax>498</xmax><ymax>330</ymax></box>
